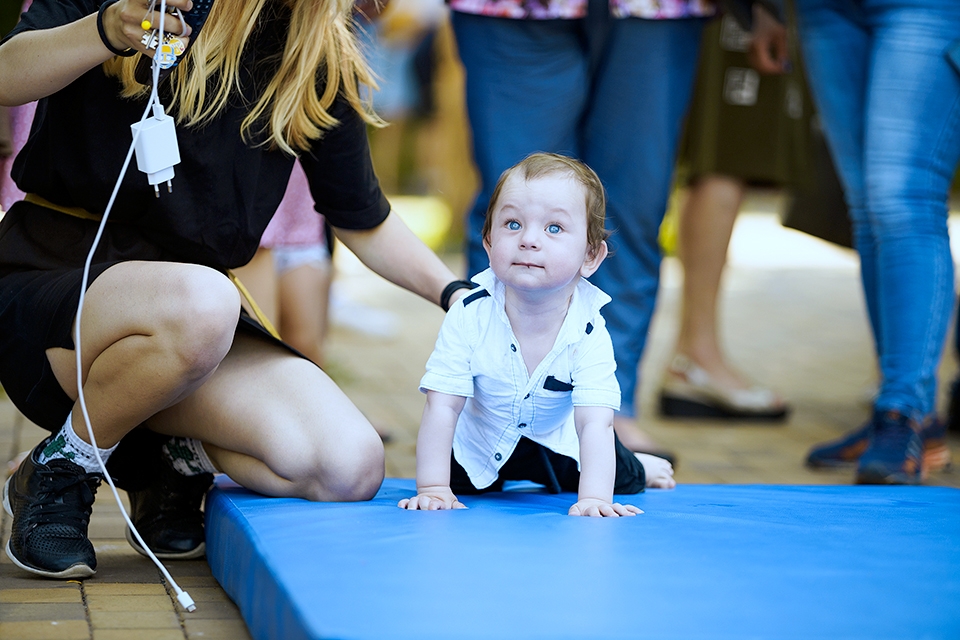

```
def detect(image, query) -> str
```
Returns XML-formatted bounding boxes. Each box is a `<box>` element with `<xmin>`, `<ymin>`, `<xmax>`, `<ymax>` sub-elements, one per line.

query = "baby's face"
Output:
<box><xmin>485</xmin><ymin>173</ymin><xmax>597</xmax><ymax>295</ymax></box>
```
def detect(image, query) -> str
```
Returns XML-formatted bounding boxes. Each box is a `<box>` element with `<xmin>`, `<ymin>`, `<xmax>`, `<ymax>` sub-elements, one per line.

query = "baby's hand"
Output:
<box><xmin>398</xmin><ymin>485</ymin><xmax>467</xmax><ymax>511</ymax></box>
<box><xmin>568</xmin><ymin>499</ymin><xmax>642</xmax><ymax>517</ymax></box>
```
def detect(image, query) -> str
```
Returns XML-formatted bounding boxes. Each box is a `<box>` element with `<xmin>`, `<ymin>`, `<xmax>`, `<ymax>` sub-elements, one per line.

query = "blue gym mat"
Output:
<box><xmin>205</xmin><ymin>478</ymin><xmax>960</xmax><ymax>640</ymax></box>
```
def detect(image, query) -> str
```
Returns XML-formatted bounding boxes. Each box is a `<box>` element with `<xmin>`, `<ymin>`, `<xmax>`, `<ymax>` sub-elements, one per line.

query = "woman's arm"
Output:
<box><xmin>0</xmin><ymin>0</ymin><xmax>193</xmax><ymax>106</ymax></box>
<box><xmin>335</xmin><ymin>210</ymin><xmax>463</xmax><ymax>308</ymax></box>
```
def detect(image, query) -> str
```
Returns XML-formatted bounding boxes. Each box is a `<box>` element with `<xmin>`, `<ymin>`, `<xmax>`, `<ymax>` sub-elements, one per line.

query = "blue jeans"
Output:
<box><xmin>452</xmin><ymin>6</ymin><xmax>704</xmax><ymax>416</ymax></box>
<box><xmin>796</xmin><ymin>0</ymin><xmax>960</xmax><ymax>421</ymax></box>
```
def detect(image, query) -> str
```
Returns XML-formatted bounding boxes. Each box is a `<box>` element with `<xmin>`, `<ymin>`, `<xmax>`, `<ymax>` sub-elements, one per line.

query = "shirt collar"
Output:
<box><xmin>471</xmin><ymin>268</ymin><xmax>611</xmax><ymax>340</ymax></box>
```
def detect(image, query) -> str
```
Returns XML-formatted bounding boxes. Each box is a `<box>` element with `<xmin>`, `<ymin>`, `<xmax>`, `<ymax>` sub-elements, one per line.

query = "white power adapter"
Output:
<box><xmin>131</xmin><ymin>104</ymin><xmax>181</xmax><ymax>196</ymax></box>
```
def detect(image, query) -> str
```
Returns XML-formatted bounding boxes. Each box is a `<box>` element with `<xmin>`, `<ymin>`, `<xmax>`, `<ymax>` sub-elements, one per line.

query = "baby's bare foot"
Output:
<box><xmin>635</xmin><ymin>452</ymin><xmax>676</xmax><ymax>489</ymax></box>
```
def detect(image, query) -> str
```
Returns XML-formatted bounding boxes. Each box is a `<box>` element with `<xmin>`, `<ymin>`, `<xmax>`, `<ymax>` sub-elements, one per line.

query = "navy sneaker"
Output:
<box><xmin>855</xmin><ymin>411</ymin><xmax>923</xmax><ymax>485</ymax></box>
<box><xmin>806</xmin><ymin>416</ymin><xmax>950</xmax><ymax>476</ymax></box>
<box><xmin>125</xmin><ymin>459</ymin><xmax>212</xmax><ymax>560</ymax></box>
<box><xmin>3</xmin><ymin>437</ymin><xmax>102</xmax><ymax>579</ymax></box>
<box><xmin>947</xmin><ymin>377</ymin><xmax>960</xmax><ymax>434</ymax></box>
<box><xmin>805</xmin><ymin>421</ymin><xmax>873</xmax><ymax>468</ymax></box>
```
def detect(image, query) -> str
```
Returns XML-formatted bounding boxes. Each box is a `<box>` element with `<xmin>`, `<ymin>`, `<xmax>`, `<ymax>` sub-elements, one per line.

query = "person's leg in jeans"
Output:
<box><xmin>583</xmin><ymin>14</ymin><xmax>704</xmax><ymax>451</ymax></box>
<box><xmin>798</xmin><ymin>0</ymin><xmax>960</xmax><ymax>482</ymax></box>
<box><xmin>451</xmin><ymin>13</ymin><xmax>589</xmax><ymax>278</ymax></box>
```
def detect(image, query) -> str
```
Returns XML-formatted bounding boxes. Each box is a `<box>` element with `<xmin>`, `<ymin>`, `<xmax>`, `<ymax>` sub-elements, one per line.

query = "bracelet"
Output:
<box><xmin>97</xmin><ymin>0</ymin><xmax>137</xmax><ymax>57</ymax></box>
<box><xmin>440</xmin><ymin>279</ymin><xmax>478</xmax><ymax>312</ymax></box>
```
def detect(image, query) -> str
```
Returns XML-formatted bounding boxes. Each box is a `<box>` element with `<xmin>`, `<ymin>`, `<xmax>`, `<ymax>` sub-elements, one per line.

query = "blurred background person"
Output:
<box><xmin>754</xmin><ymin>0</ymin><xmax>960</xmax><ymax>483</ymax></box>
<box><xmin>658</xmin><ymin>9</ymin><xmax>802</xmax><ymax>421</ymax></box>
<box><xmin>234</xmin><ymin>162</ymin><xmax>334</xmax><ymax>368</ymax></box>
<box><xmin>357</xmin><ymin>0</ymin><xmax>446</xmax><ymax>196</ymax></box>
<box><xmin>450</xmin><ymin>0</ymin><xmax>714</xmax><ymax>459</ymax></box>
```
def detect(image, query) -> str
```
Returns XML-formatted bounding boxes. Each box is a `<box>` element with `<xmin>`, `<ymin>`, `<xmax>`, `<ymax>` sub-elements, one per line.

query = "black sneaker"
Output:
<box><xmin>3</xmin><ymin>437</ymin><xmax>102</xmax><ymax>579</ymax></box>
<box><xmin>855</xmin><ymin>411</ymin><xmax>923</xmax><ymax>485</ymax></box>
<box><xmin>125</xmin><ymin>459</ymin><xmax>212</xmax><ymax>560</ymax></box>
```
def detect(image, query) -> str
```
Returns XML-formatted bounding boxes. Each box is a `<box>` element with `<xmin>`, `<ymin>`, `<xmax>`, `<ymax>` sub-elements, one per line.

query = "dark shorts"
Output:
<box><xmin>451</xmin><ymin>435</ymin><xmax>646</xmax><ymax>496</ymax></box>
<box><xmin>0</xmin><ymin>201</ymin><xmax>301</xmax><ymax>489</ymax></box>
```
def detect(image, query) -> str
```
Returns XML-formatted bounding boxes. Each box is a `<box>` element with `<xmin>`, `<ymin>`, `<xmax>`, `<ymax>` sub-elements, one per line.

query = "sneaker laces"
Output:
<box><xmin>28</xmin><ymin>465</ymin><xmax>102</xmax><ymax>532</ymax></box>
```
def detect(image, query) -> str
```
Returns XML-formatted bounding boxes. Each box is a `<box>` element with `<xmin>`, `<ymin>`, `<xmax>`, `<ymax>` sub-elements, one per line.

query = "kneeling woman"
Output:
<box><xmin>0</xmin><ymin>0</ymin><xmax>466</xmax><ymax>578</ymax></box>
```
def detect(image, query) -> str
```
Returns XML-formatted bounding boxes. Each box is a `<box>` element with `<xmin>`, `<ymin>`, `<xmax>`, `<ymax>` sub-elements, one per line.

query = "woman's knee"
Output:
<box><xmin>156</xmin><ymin>265</ymin><xmax>240</xmax><ymax>371</ymax></box>
<box><xmin>292</xmin><ymin>430</ymin><xmax>385</xmax><ymax>502</ymax></box>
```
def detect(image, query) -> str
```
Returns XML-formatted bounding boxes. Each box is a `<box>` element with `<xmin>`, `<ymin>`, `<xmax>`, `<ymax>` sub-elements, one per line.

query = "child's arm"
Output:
<box><xmin>398</xmin><ymin>390</ymin><xmax>468</xmax><ymax>510</ymax></box>
<box><xmin>570</xmin><ymin>406</ymin><xmax>642</xmax><ymax>517</ymax></box>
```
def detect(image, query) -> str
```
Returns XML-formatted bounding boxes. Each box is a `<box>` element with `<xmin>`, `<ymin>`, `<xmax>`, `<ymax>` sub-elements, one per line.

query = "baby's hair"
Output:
<box><xmin>483</xmin><ymin>152</ymin><xmax>609</xmax><ymax>256</ymax></box>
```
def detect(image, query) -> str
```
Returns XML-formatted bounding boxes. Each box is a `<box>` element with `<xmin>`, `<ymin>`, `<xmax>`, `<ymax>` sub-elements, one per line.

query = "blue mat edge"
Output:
<box><xmin>206</xmin><ymin>486</ymin><xmax>313</xmax><ymax>640</ymax></box>
<box><xmin>206</xmin><ymin>479</ymin><xmax>960</xmax><ymax>640</ymax></box>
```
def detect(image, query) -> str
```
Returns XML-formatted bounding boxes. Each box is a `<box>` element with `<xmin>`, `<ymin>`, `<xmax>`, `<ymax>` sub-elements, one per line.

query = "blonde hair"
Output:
<box><xmin>483</xmin><ymin>152</ymin><xmax>609</xmax><ymax>257</ymax></box>
<box><xmin>104</xmin><ymin>0</ymin><xmax>382</xmax><ymax>155</ymax></box>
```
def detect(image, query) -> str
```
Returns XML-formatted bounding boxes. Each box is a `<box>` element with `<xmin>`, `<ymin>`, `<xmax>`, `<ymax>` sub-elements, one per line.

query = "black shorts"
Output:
<box><xmin>0</xmin><ymin>202</ymin><xmax>302</xmax><ymax>488</ymax></box>
<box><xmin>450</xmin><ymin>435</ymin><xmax>646</xmax><ymax>496</ymax></box>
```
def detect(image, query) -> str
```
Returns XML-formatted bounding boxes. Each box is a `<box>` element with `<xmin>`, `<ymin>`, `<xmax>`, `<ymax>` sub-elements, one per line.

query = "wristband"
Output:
<box><xmin>98</xmin><ymin>0</ymin><xmax>137</xmax><ymax>57</ymax></box>
<box><xmin>440</xmin><ymin>279</ymin><xmax>478</xmax><ymax>312</ymax></box>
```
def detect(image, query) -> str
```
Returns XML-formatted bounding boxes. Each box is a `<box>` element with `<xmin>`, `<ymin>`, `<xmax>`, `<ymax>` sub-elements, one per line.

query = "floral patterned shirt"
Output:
<box><xmin>448</xmin><ymin>0</ymin><xmax>715</xmax><ymax>20</ymax></box>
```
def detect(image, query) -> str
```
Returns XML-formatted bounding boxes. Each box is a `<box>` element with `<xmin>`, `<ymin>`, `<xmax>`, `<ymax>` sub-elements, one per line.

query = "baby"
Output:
<box><xmin>399</xmin><ymin>152</ymin><xmax>674</xmax><ymax>517</ymax></box>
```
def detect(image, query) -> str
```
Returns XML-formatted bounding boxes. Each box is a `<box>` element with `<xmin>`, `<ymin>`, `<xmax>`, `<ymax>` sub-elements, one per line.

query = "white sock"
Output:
<box><xmin>162</xmin><ymin>437</ymin><xmax>217</xmax><ymax>476</ymax></box>
<box><xmin>37</xmin><ymin>413</ymin><xmax>117</xmax><ymax>474</ymax></box>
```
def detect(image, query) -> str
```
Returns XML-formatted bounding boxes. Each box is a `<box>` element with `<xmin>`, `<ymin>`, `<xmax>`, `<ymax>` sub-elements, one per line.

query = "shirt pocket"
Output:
<box><xmin>532</xmin><ymin>369</ymin><xmax>575</xmax><ymax>436</ymax></box>
<box><xmin>543</xmin><ymin>376</ymin><xmax>573</xmax><ymax>392</ymax></box>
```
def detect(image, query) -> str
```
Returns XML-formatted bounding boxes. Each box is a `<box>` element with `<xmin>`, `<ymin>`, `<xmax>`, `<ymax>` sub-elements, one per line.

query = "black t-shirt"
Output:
<box><xmin>2</xmin><ymin>0</ymin><xmax>389</xmax><ymax>269</ymax></box>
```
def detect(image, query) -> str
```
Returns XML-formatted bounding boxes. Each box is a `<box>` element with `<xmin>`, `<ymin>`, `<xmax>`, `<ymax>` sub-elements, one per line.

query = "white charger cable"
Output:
<box><xmin>73</xmin><ymin>0</ymin><xmax>195</xmax><ymax>613</ymax></box>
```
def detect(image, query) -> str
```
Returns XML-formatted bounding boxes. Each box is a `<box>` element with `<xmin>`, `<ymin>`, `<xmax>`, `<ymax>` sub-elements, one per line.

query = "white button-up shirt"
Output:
<box><xmin>420</xmin><ymin>268</ymin><xmax>621</xmax><ymax>490</ymax></box>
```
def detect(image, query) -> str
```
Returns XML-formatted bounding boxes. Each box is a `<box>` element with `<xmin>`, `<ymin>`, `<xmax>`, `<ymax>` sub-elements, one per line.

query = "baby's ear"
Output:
<box><xmin>580</xmin><ymin>240</ymin><xmax>608</xmax><ymax>278</ymax></box>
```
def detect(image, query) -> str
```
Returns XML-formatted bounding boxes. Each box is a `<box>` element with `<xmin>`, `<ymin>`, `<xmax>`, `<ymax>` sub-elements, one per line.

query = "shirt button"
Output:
<box><xmin>510</xmin><ymin>344</ymin><xmax>517</xmax><ymax>352</ymax></box>
<box><xmin>495</xmin><ymin>453</ymin><xmax>502</xmax><ymax>461</ymax></box>
<box><xmin>518</xmin><ymin>423</ymin><xmax>526</xmax><ymax>428</ymax></box>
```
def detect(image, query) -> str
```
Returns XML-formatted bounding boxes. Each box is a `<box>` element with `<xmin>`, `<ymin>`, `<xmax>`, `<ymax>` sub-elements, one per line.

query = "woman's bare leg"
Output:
<box><xmin>45</xmin><ymin>258</ymin><xmax>381</xmax><ymax>502</ymax></box>
<box><xmin>674</xmin><ymin>174</ymin><xmax>747</xmax><ymax>389</ymax></box>
<box><xmin>45</xmin><ymin>261</ymin><xmax>241</xmax><ymax>447</ymax></box>
<box><xmin>146</xmin><ymin>332</ymin><xmax>384</xmax><ymax>501</ymax></box>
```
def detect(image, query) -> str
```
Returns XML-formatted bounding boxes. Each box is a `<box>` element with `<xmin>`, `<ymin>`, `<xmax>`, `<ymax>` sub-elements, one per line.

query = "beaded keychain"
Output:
<box><xmin>139</xmin><ymin>0</ymin><xmax>187</xmax><ymax>69</ymax></box>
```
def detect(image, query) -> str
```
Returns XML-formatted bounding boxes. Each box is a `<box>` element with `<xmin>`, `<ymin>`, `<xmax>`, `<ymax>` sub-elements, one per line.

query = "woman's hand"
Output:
<box><xmin>398</xmin><ymin>486</ymin><xmax>467</xmax><ymax>510</ymax></box>
<box><xmin>747</xmin><ymin>4</ymin><xmax>788</xmax><ymax>75</ymax></box>
<box><xmin>103</xmin><ymin>0</ymin><xmax>194</xmax><ymax>56</ymax></box>
<box><xmin>0</xmin><ymin>0</ymin><xmax>196</xmax><ymax>105</ymax></box>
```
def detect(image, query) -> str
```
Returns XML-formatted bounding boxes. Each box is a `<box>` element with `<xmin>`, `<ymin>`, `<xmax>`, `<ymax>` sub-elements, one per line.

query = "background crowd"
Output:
<box><xmin>1</xmin><ymin>0</ymin><xmax>958</xmax><ymax>504</ymax></box>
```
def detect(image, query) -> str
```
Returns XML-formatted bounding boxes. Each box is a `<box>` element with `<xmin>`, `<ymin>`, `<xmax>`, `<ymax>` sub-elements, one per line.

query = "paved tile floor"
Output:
<box><xmin>2</xmin><ymin>201</ymin><xmax>958</xmax><ymax>638</ymax></box>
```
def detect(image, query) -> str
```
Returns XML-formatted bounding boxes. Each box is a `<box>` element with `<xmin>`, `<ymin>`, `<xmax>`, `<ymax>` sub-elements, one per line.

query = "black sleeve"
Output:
<box><xmin>0</xmin><ymin>0</ymin><xmax>96</xmax><ymax>46</ymax></box>
<box><xmin>298</xmin><ymin>95</ymin><xmax>390</xmax><ymax>231</ymax></box>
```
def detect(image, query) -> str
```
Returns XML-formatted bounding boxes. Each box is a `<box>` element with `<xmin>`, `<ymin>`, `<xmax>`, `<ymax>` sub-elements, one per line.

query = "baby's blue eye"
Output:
<box><xmin>507</xmin><ymin>220</ymin><xmax>521</xmax><ymax>231</ymax></box>
<box><xmin>547</xmin><ymin>224</ymin><xmax>561</xmax><ymax>234</ymax></box>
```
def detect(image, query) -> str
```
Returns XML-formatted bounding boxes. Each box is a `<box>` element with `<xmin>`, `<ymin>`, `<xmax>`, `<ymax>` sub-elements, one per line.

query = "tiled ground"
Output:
<box><xmin>2</xmin><ymin>202</ymin><xmax>958</xmax><ymax>638</ymax></box>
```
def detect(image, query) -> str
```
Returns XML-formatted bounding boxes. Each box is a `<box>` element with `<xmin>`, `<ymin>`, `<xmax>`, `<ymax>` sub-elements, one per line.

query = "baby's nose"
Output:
<box><xmin>519</xmin><ymin>230</ymin><xmax>541</xmax><ymax>248</ymax></box>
